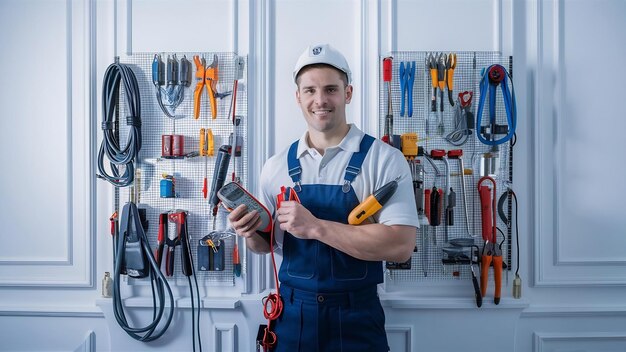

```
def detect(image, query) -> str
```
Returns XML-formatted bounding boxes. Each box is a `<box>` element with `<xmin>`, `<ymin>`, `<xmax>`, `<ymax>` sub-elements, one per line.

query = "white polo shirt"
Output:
<box><xmin>258</xmin><ymin>124</ymin><xmax>419</xmax><ymax>248</ymax></box>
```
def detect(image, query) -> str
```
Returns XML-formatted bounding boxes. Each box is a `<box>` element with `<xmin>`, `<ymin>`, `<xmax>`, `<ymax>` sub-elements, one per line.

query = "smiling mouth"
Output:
<box><xmin>313</xmin><ymin>109</ymin><xmax>332</xmax><ymax>115</ymax></box>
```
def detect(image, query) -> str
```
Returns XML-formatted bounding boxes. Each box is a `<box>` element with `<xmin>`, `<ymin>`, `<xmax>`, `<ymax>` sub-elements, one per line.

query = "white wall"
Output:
<box><xmin>1</xmin><ymin>0</ymin><xmax>625</xmax><ymax>351</ymax></box>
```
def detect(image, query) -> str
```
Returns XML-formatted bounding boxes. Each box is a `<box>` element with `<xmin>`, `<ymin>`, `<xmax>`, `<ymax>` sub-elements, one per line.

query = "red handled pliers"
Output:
<box><xmin>478</xmin><ymin>176</ymin><xmax>502</xmax><ymax>305</ymax></box>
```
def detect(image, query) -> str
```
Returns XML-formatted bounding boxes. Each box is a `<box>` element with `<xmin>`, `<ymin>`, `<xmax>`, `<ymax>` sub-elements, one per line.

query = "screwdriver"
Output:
<box><xmin>348</xmin><ymin>176</ymin><xmax>401</xmax><ymax>225</ymax></box>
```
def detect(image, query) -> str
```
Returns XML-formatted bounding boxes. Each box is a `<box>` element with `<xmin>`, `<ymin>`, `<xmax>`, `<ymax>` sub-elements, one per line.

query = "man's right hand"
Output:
<box><xmin>228</xmin><ymin>204</ymin><xmax>263</xmax><ymax>238</ymax></box>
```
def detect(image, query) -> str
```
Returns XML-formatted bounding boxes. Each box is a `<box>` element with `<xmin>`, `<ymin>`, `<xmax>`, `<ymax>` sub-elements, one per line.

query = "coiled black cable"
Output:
<box><xmin>113</xmin><ymin>202</ymin><xmax>174</xmax><ymax>341</ymax></box>
<box><xmin>98</xmin><ymin>62</ymin><xmax>142</xmax><ymax>187</ymax></box>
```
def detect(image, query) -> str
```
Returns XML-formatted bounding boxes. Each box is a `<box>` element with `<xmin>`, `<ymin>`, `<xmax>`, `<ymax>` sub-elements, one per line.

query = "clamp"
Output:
<box><xmin>193</xmin><ymin>54</ymin><xmax>219</xmax><ymax>119</ymax></box>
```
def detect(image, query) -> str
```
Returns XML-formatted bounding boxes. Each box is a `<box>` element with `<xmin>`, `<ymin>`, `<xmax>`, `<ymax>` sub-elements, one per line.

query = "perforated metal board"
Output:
<box><xmin>115</xmin><ymin>52</ymin><xmax>248</xmax><ymax>287</ymax></box>
<box><xmin>379</xmin><ymin>52</ymin><xmax>515</xmax><ymax>286</ymax></box>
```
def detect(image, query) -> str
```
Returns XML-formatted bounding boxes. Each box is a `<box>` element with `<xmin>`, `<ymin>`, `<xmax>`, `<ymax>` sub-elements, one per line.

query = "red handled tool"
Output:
<box><xmin>382</xmin><ymin>57</ymin><xmax>394</xmax><ymax>145</ymax></box>
<box><xmin>155</xmin><ymin>213</ymin><xmax>167</xmax><ymax>269</ymax></box>
<box><xmin>478</xmin><ymin>176</ymin><xmax>502</xmax><ymax>304</ymax></box>
<box><xmin>164</xmin><ymin>211</ymin><xmax>183</xmax><ymax>276</ymax></box>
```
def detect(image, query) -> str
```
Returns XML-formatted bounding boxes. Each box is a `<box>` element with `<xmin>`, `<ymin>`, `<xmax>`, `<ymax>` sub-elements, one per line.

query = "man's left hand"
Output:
<box><xmin>276</xmin><ymin>201</ymin><xmax>317</xmax><ymax>239</ymax></box>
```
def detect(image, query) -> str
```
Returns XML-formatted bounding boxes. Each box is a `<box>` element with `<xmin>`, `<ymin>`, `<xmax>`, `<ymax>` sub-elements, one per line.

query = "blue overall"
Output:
<box><xmin>272</xmin><ymin>134</ymin><xmax>389</xmax><ymax>352</ymax></box>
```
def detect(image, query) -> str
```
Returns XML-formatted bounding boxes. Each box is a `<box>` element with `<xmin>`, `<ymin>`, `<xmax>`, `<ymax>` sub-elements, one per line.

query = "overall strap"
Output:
<box><xmin>287</xmin><ymin>140</ymin><xmax>302</xmax><ymax>192</ymax></box>
<box><xmin>342</xmin><ymin>134</ymin><xmax>375</xmax><ymax>193</ymax></box>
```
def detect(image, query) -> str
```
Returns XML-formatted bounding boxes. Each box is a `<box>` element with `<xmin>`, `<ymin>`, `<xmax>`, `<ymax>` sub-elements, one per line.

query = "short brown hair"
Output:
<box><xmin>295</xmin><ymin>63</ymin><xmax>349</xmax><ymax>87</ymax></box>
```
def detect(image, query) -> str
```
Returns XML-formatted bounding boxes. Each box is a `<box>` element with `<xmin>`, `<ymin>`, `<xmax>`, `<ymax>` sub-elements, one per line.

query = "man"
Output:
<box><xmin>229</xmin><ymin>44</ymin><xmax>418</xmax><ymax>351</ymax></box>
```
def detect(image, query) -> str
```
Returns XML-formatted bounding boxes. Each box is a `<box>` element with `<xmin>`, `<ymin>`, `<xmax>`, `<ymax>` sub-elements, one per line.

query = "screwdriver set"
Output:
<box><xmin>112</xmin><ymin>52</ymin><xmax>248</xmax><ymax>288</ymax></box>
<box><xmin>379</xmin><ymin>51</ymin><xmax>520</xmax><ymax>304</ymax></box>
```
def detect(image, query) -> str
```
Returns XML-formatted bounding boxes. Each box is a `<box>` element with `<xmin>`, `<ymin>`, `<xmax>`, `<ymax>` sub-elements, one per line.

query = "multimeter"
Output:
<box><xmin>217</xmin><ymin>182</ymin><xmax>272</xmax><ymax>232</ymax></box>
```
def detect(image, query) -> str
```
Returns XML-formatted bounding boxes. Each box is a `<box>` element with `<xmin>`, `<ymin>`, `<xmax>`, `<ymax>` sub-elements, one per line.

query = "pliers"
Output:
<box><xmin>427</xmin><ymin>53</ymin><xmax>440</xmax><ymax>112</ymax></box>
<box><xmin>437</xmin><ymin>53</ymin><xmax>447</xmax><ymax>113</ymax></box>
<box><xmin>193</xmin><ymin>54</ymin><xmax>219</xmax><ymax>119</ymax></box>
<box><xmin>480</xmin><ymin>241</ymin><xmax>502</xmax><ymax>305</ymax></box>
<box><xmin>478</xmin><ymin>176</ymin><xmax>502</xmax><ymax>305</ymax></box>
<box><xmin>165</xmin><ymin>212</ymin><xmax>182</xmax><ymax>276</ymax></box>
<box><xmin>446</xmin><ymin>53</ymin><xmax>457</xmax><ymax>106</ymax></box>
<box><xmin>399</xmin><ymin>61</ymin><xmax>415</xmax><ymax>117</ymax></box>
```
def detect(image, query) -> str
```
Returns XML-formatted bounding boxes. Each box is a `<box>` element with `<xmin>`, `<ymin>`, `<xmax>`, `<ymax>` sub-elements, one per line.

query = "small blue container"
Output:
<box><xmin>160</xmin><ymin>179</ymin><xmax>174</xmax><ymax>198</ymax></box>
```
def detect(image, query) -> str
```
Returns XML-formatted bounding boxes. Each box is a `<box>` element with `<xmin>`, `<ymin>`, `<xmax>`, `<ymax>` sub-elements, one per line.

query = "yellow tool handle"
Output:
<box><xmin>447</xmin><ymin>68</ymin><xmax>455</xmax><ymax>90</ymax></box>
<box><xmin>429</xmin><ymin>69</ymin><xmax>438</xmax><ymax>88</ymax></box>
<box><xmin>207</xmin><ymin>83</ymin><xmax>217</xmax><ymax>119</ymax></box>
<box><xmin>199</xmin><ymin>128</ymin><xmax>207</xmax><ymax>156</ymax></box>
<box><xmin>348</xmin><ymin>195</ymin><xmax>383</xmax><ymax>225</ymax></box>
<box><xmin>205</xmin><ymin>67</ymin><xmax>219</xmax><ymax>119</ymax></box>
<box><xmin>207</xmin><ymin>129</ymin><xmax>214</xmax><ymax>156</ymax></box>
<box><xmin>437</xmin><ymin>77</ymin><xmax>446</xmax><ymax>90</ymax></box>
<box><xmin>193</xmin><ymin>83</ymin><xmax>203</xmax><ymax>119</ymax></box>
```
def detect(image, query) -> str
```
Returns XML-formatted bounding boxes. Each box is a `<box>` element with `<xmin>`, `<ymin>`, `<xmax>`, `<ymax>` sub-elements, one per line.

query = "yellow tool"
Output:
<box><xmin>200</xmin><ymin>128</ymin><xmax>214</xmax><ymax>199</ymax></box>
<box><xmin>401</xmin><ymin>133</ymin><xmax>418</xmax><ymax>159</ymax></box>
<box><xmin>348</xmin><ymin>176</ymin><xmax>401</xmax><ymax>225</ymax></box>
<box><xmin>446</xmin><ymin>53</ymin><xmax>457</xmax><ymax>106</ymax></box>
<box><xmin>199</xmin><ymin>128</ymin><xmax>214</xmax><ymax>156</ymax></box>
<box><xmin>193</xmin><ymin>54</ymin><xmax>219</xmax><ymax>119</ymax></box>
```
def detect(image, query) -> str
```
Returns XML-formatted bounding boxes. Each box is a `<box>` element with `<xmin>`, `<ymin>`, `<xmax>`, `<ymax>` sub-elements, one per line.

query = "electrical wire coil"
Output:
<box><xmin>98</xmin><ymin>61</ymin><xmax>142</xmax><ymax>187</ymax></box>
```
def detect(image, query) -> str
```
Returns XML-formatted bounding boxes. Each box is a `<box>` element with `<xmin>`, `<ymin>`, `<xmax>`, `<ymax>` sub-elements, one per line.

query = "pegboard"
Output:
<box><xmin>379</xmin><ymin>52</ymin><xmax>516</xmax><ymax>287</ymax></box>
<box><xmin>115</xmin><ymin>52</ymin><xmax>248</xmax><ymax>287</ymax></box>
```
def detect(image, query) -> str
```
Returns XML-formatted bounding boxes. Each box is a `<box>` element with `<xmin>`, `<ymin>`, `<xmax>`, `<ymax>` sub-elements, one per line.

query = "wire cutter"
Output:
<box><xmin>399</xmin><ymin>61</ymin><xmax>415</xmax><ymax>117</ymax></box>
<box><xmin>446</xmin><ymin>53</ymin><xmax>457</xmax><ymax>106</ymax></box>
<box><xmin>193</xmin><ymin>54</ymin><xmax>219</xmax><ymax>119</ymax></box>
<box><xmin>478</xmin><ymin>176</ymin><xmax>502</xmax><ymax>305</ymax></box>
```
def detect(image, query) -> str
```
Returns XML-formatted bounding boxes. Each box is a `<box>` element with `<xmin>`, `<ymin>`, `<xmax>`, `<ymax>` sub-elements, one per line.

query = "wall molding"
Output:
<box><xmin>532</xmin><ymin>0</ymin><xmax>626</xmax><ymax>287</ymax></box>
<box><xmin>73</xmin><ymin>331</ymin><xmax>96</xmax><ymax>352</ymax></box>
<box><xmin>386</xmin><ymin>325</ymin><xmax>411</xmax><ymax>352</ymax></box>
<box><xmin>214</xmin><ymin>323</ymin><xmax>237</xmax><ymax>352</ymax></box>
<box><xmin>534</xmin><ymin>332</ymin><xmax>626</xmax><ymax>352</ymax></box>
<box><xmin>522</xmin><ymin>306</ymin><xmax>626</xmax><ymax>318</ymax></box>
<box><xmin>0</xmin><ymin>0</ymin><xmax>94</xmax><ymax>288</ymax></box>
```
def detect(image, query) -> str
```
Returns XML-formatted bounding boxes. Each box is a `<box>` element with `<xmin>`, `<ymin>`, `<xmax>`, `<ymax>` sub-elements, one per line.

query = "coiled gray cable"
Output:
<box><xmin>98</xmin><ymin>62</ymin><xmax>142</xmax><ymax>187</ymax></box>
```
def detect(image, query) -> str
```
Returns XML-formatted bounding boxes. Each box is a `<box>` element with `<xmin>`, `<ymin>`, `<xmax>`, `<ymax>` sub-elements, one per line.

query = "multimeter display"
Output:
<box><xmin>217</xmin><ymin>182</ymin><xmax>272</xmax><ymax>232</ymax></box>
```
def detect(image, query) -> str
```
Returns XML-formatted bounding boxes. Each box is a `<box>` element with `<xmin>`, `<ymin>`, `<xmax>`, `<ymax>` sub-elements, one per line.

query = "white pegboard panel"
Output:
<box><xmin>115</xmin><ymin>52</ymin><xmax>248</xmax><ymax>287</ymax></box>
<box><xmin>379</xmin><ymin>52</ymin><xmax>516</xmax><ymax>287</ymax></box>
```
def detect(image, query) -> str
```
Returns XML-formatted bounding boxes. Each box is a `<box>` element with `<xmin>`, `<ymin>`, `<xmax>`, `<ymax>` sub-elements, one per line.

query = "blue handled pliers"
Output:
<box><xmin>399</xmin><ymin>61</ymin><xmax>416</xmax><ymax>117</ymax></box>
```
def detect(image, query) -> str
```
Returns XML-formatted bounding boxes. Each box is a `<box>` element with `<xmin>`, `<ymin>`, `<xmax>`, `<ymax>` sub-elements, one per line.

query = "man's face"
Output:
<box><xmin>295</xmin><ymin>66</ymin><xmax>353</xmax><ymax>135</ymax></box>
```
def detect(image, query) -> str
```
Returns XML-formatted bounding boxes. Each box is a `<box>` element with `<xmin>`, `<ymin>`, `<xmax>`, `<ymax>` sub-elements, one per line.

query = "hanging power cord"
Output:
<box><xmin>98</xmin><ymin>61</ymin><xmax>142</xmax><ymax>187</ymax></box>
<box><xmin>498</xmin><ymin>187</ymin><xmax>521</xmax><ymax>299</ymax></box>
<box><xmin>172</xmin><ymin>211</ymin><xmax>203</xmax><ymax>352</ymax></box>
<box><xmin>113</xmin><ymin>202</ymin><xmax>174</xmax><ymax>341</ymax></box>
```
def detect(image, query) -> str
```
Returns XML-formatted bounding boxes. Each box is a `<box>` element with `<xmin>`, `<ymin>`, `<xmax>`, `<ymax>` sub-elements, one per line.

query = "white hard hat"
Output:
<box><xmin>293</xmin><ymin>44</ymin><xmax>352</xmax><ymax>84</ymax></box>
